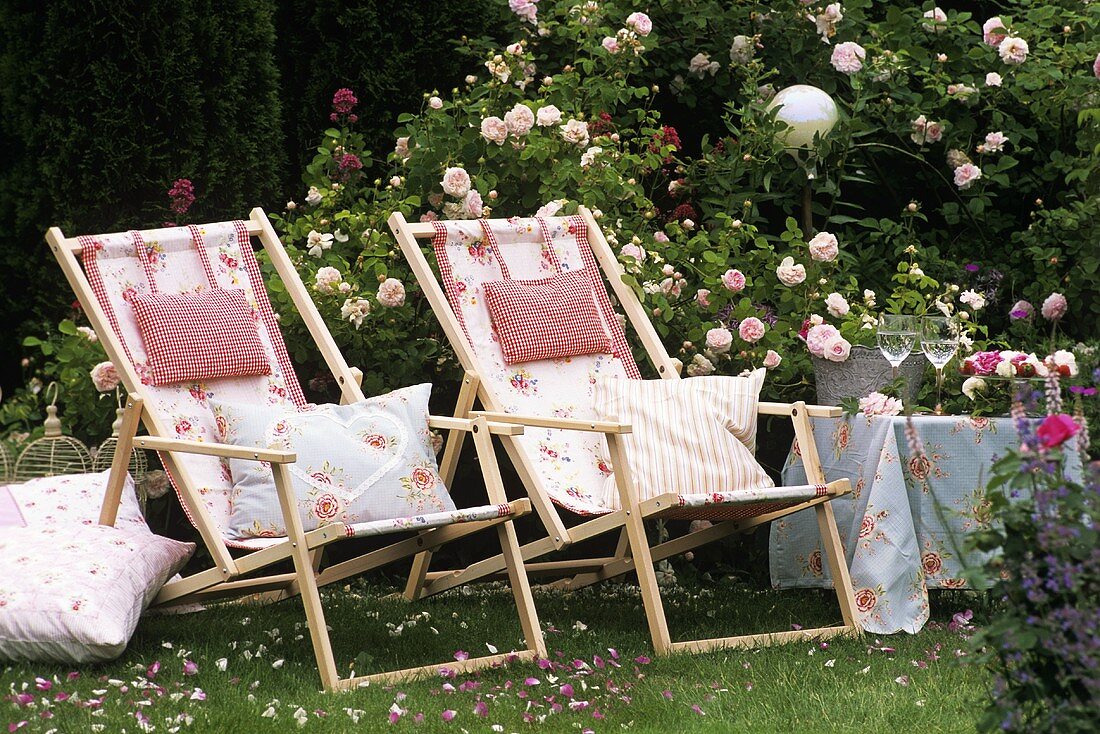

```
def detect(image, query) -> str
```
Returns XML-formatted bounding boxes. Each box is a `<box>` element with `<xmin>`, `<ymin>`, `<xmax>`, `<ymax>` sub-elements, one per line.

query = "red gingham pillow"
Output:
<box><xmin>130</xmin><ymin>289</ymin><xmax>271</xmax><ymax>386</ymax></box>
<box><xmin>482</xmin><ymin>268</ymin><xmax>612</xmax><ymax>365</ymax></box>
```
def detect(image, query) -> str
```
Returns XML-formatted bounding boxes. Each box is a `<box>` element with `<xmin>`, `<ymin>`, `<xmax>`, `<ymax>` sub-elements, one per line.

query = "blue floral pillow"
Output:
<box><xmin>212</xmin><ymin>383</ymin><xmax>455</xmax><ymax>540</ymax></box>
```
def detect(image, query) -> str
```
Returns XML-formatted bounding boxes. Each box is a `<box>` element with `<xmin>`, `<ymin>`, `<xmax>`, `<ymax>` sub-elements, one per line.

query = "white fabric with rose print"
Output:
<box><xmin>213</xmin><ymin>383</ymin><xmax>455</xmax><ymax>540</ymax></box>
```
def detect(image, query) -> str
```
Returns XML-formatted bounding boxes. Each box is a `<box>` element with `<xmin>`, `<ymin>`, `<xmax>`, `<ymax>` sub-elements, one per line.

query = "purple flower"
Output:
<box><xmin>965</xmin><ymin>263</ymin><xmax>981</xmax><ymax>272</ymax></box>
<box><xmin>168</xmin><ymin>178</ymin><xmax>195</xmax><ymax>216</ymax></box>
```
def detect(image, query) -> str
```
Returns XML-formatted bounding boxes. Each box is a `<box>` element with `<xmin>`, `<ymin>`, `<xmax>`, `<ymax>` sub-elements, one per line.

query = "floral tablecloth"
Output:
<box><xmin>769</xmin><ymin>414</ymin><xmax>1082</xmax><ymax>634</ymax></box>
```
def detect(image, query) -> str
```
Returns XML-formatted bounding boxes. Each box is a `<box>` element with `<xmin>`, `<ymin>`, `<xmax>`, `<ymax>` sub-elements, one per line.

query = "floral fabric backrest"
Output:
<box><xmin>79</xmin><ymin>221</ymin><xmax>306</xmax><ymax>546</ymax></box>
<box><xmin>430</xmin><ymin>215</ymin><xmax>640</xmax><ymax>516</ymax></box>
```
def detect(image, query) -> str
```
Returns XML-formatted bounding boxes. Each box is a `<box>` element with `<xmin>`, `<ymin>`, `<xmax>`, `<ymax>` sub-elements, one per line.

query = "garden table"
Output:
<box><xmin>769</xmin><ymin>413</ymin><xmax>1083</xmax><ymax>634</ymax></box>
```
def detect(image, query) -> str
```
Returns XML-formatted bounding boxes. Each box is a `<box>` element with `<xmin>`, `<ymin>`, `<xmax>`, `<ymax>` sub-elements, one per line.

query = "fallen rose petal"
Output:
<box><xmin>441</xmin><ymin>710</ymin><xmax>456</xmax><ymax>722</ymax></box>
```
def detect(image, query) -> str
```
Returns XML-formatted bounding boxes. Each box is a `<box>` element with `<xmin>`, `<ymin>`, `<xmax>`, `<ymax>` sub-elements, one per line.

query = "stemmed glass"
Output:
<box><xmin>920</xmin><ymin>316</ymin><xmax>960</xmax><ymax>415</ymax></box>
<box><xmin>877</xmin><ymin>314</ymin><xmax>919</xmax><ymax>380</ymax></box>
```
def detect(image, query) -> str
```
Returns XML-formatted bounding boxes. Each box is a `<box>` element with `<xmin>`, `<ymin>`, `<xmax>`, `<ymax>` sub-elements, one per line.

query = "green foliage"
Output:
<box><xmin>968</xmin><ymin>410</ymin><xmax>1100</xmax><ymax>731</ymax></box>
<box><xmin>0</xmin><ymin>0</ymin><xmax>286</xmax><ymax>390</ymax></box>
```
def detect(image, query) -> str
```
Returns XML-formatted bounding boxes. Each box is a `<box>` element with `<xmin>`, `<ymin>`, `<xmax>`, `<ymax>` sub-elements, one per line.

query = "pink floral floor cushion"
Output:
<box><xmin>2</xmin><ymin>470</ymin><xmax>148</xmax><ymax>532</ymax></box>
<box><xmin>213</xmin><ymin>384</ymin><xmax>455</xmax><ymax>540</ymax></box>
<box><xmin>0</xmin><ymin>524</ymin><xmax>194</xmax><ymax>663</ymax></box>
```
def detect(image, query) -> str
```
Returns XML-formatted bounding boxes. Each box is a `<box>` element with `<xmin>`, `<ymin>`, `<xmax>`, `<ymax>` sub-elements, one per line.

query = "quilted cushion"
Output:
<box><xmin>214</xmin><ymin>383</ymin><xmax>456</xmax><ymax>540</ymax></box>
<box><xmin>482</xmin><ymin>269</ymin><xmax>612</xmax><ymax>364</ymax></box>
<box><xmin>591</xmin><ymin>369</ymin><xmax>774</xmax><ymax>510</ymax></box>
<box><xmin>130</xmin><ymin>288</ymin><xmax>270</xmax><ymax>386</ymax></box>
<box><xmin>0</xmin><ymin>524</ymin><xmax>193</xmax><ymax>662</ymax></box>
<box><xmin>0</xmin><ymin>470</ymin><xmax>148</xmax><ymax>533</ymax></box>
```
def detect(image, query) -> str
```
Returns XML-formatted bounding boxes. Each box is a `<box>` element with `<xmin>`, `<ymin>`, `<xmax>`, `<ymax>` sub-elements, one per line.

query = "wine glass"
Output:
<box><xmin>877</xmin><ymin>314</ymin><xmax>918</xmax><ymax>380</ymax></box>
<box><xmin>920</xmin><ymin>316</ymin><xmax>960</xmax><ymax>415</ymax></box>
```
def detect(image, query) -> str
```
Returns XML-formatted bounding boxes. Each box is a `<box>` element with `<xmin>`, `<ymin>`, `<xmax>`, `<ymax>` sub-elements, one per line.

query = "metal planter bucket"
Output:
<box><xmin>812</xmin><ymin>345</ymin><xmax>926</xmax><ymax>406</ymax></box>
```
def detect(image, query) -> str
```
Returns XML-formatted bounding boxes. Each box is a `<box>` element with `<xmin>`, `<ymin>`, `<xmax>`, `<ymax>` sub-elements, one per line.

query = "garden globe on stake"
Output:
<box><xmin>767</xmin><ymin>84</ymin><xmax>839</xmax><ymax>233</ymax></box>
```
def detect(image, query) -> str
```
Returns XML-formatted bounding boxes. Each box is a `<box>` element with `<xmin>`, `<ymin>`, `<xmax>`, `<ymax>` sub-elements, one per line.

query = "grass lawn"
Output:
<box><xmin>2</xmin><ymin>580</ymin><xmax>988</xmax><ymax>733</ymax></box>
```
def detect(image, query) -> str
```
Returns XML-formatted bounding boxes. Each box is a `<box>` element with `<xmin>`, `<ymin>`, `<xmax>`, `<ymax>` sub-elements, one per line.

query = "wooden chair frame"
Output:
<box><xmin>388</xmin><ymin>206</ymin><xmax>861</xmax><ymax>656</ymax></box>
<box><xmin>46</xmin><ymin>209</ymin><xmax>546</xmax><ymax>690</ymax></box>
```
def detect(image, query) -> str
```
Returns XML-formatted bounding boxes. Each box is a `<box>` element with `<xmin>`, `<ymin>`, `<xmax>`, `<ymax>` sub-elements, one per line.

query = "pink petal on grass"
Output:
<box><xmin>662</xmin><ymin>690</ymin><xmax>674</xmax><ymax>700</ymax></box>
<box><xmin>634</xmin><ymin>655</ymin><xmax>651</xmax><ymax>665</ymax></box>
<box><xmin>474</xmin><ymin>701</ymin><xmax>488</xmax><ymax>717</ymax></box>
<box><xmin>182</xmin><ymin>660</ymin><xmax>198</xmax><ymax>676</ymax></box>
<box><xmin>34</xmin><ymin>678</ymin><xmax>52</xmax><ymax>691</ymax></box>
<box><xmin>146</xmin><ymin>662</ymin><xmax>161</xmax><ymax>680</ymax></box>
<box><xmin>560</xmin><ymin>684</ymin><xmax>575</xmax><ymax>698</ymax></box>
<box><xmin>454</xmin><ymin>650</ymin><xmax>469</xmax><ymax>662</ymax></box>
<box><xmin>524</xmin><ymin>677</ymin><xmax>540</xmax><ymax>686</ymax></box>
<box><xmin>692</xmin><ymin>704</ymin><xmax>706</xmax><ymax>715</ymax></box>
<box><xmin>441</xmin><ymin>709</ymin><xmax>456</xmax><ymax>722</ymax></box>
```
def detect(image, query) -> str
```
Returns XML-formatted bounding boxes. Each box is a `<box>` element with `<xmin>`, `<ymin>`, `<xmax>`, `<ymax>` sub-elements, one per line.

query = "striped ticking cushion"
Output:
<box><xmin>591</xmin><ymin>369</ymin><xmax>775</xmax><ymax>510</ymax></box>
<box><xmin>130</xmin><ymin>288</ymin><xmax>270</xmax><ymax>386</ymax></box>
<box><xmin>482</xmin><ymin>269</ymin><xmax>612</xmax><ymax>365</ymax></box>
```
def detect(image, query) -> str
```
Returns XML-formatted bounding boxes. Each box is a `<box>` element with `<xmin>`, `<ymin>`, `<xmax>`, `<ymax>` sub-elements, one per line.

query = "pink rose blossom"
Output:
<box><xmin>776</xmin><ymin>257</ymin><xmax>807</xmax><ymax>286</ymax></box>
<box><xmin>822</xmin><ymin>335</ymin><xmax>852</xmax><ymax>362</ymax></box>
<box><xmin>90</xmin><ymin>361</ymin><xmax>120</xmax><ymax>392</ymax></box>
<box><xmin>721</xmin><ymin>268</ymin><xmax>746</xmax><ymax>292</ymax></box>
<box><xmin>1041</xmin><ymin>292</ymin><xmax>1067</xmax><ymax>321</ymax></box>
<box><xmin>1094</xmin><ymin>52</ymin><xmax>1100</xmax><ymax>79</ymax></box>
<box><xmin>982</xmin><ymin>17</ymin><xmax>1006</xmax><ymax>47</ymax></box>
<box><xmin>985</xmin><ymin>72</ymin><xmax>1003</xmax><ymax>87</ymax></box>
<box><xmin>805</xmin><ymin>324</ymin><xmax>840</xmax><ymax>357</ymax></box>
<box><xmin>419</xmin><ymin>211</ymin><xmax>438</xmax><ymax>223</ymax></box>
<box><xmin>536</xmin><ymin>105</ymin><xmax>562</xmax><ymax>127</ymax></box>
<box><xmin>625</xmin><ymin>12</ymin><xmax>652</xmax><ymax>36</ymax></box>
<box><xmin>440</xmin><ymin>167</ymin><xmax>471</xmax><ymax>197</ymax></box>
<box><xmin>910</xmin><ymin>115</ymin><xmax>944</xmax><ymax>144</ymax></box>
<box><xmin>695</xmin><ymin>288</ymin><xmax>711</xmax><ymax>307</ymax></box>
<box><xmin>1036</xmin><ymin>413</ymin><xmax>1079</xmax><ymax>449</ymax></box>
<box><xmin>1009</xmin><ymin>299</ymin><xmax>1033</xmax><ymax>320</ymax></box>
<box><xmin>480</xmin><ymin>116</ymin><xmax>509</xmax><ymax>145</ymax></box>
<box><xmin>983</xmin><ymin>131</ymin><xmax>1008</xmax><ymax>153</ymax></box>
<box><xmin>963</xmin><ymin>350</ymin><xmax>1003</xmax><ymax>376</ymax></box>
<box><xmin>922</xmin><ymin>7</ymin><xmax>947</xmax><ymax>32</ymax></box>
<box><xmin>377</xmin><ymin>278</ymin><xmax>406</xmax><ymax>308</ymax></box>
<box><xmin>560</xmin><ymin>119</ymin><xmax>590</xmax><ymax>146</ymax></box>
<box><xmin>738</xmin><ymin>317</ymin><xmax>766</xmax><ymax>343</ymax></box>
<box><xmin>504</xmin><ymin>103</ymin><xmax>535</xmax><ymax>136</ymax></box>
<box><xmin>763</xmin><ymin>350</ymin><xmax>782</xmax><ymax>369</ymax></box>
<box><xmin>314</xmin><ymin>266</ymin><xmax>342</xmax><ymax>294</ymax></box>
<box><xmin>859</xmin><ymin>391</ymin><xmax>903</xmax><ymax>417</ymax></box>
<box><xmin>394</xmin><ymin>136</ymin><xmax>410</xmax><ymax>159</ymax></box>
<box><xmin>953</xmin><ymin>163</ymin><xmax>982</xmax><ymax>190</ymax></box>
<box><xmin>654</xmin><ymin>231</ymin><xmax>670</xmax><ymax>243</ymax></box>
<box><xmin>602</xmin><ymin>36</ymin><xmax>620</xmax><ymax>54</ymax></box>
<box><xmin>808</xmin><ymin>232</ymin><xmax>839</xmax><ymax>262</ymax></box>
<box><xmin>830</xmin><ymin>42</ymin><xmax>866</xmax><ymax>75</ymax></box>
<box><xmin>509</xmin><ymin>0</ymin><xmax>538</xmax><ymax>24</ymax></box>
<box><xmin>998</xmin><ymin>36</ymin><xmax>1029</xmax><ymax>65</ymax></box>
<box><xmin>825</xmin><ymin>292</ymin><xmax>850</xmax><ymax>317</ymax></box>
<box><xmin>619</xmin><ymin>243</ymin><xmax>645</xmax><ymax>261</ymax></box>
<box><xmin>705</xmin><ymin>327</ymin><xmax>733</xmax><ymax>353</ymax></box>
<box><xmin>463</xmin><ymin>190</ymin><xmax>484</xmax><ymax>218</ymax></box>
<box><xmin>428</xmin><ymin>96</ymin><xmax>443</xmax><ymax>110</ymax></box>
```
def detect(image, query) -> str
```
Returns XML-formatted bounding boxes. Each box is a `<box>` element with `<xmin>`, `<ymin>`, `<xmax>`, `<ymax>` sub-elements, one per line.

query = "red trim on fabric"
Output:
<box><xmin>130</xmin><ymin>230</ymin><xmax>160</xmax><ymax>293</ymax></box>
<box><xmin>431</xmin><ymin>220</ymin><xmax>474</xmax><ymax>347</ymax></box>
<box><xmin>232</xmin><ymin>220</ymin><xmax>307</xmax><ymax>409</ymax></box>
<box><xmin>568</xmin><ymin>215</ymin><xmax>641</xmax><ymax>379</ymax></box>
<box><xmin>476</xmin><ymin>218</ymin><xmax>511</xmax><ymax>279</ymax></box>
<box><xmin>79</xmin><ymin>235</ymin><xmax>139</xmax><ymax>369</ymax></box>
<box><xmin>534</xmin><ymin>216</ymin><xmax>564</xmax><ymax>272</ymax></box>
<box><xmin>187</xmin><ymin>224</ymin><xmax>219</xmax><ymax>286</ymax></box>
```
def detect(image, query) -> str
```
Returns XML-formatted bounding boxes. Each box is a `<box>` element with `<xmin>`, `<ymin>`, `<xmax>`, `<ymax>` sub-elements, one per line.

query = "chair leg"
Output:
<box><xmin>403</xmin><ymin>547</ymin><xmax>434</xmax><ymax>601</ymax></box>
<box><xmin>273</xmin><ymin>464</ymin><xmax>340</xmax><ymax>690</ymax></box>
<box><xmin>472</xmin><ymin>418</ymin><xmax>546</xmax><ymax>657</ymax></box>
<box><xmin>815</xmin><ymin>502</ymin><xmax>860</xmax><ymax>629</ymax></box>
<box><xmin>606</xmin><ymin>435</ymin><xmax>672</xmax><ymax>655</ymax></box>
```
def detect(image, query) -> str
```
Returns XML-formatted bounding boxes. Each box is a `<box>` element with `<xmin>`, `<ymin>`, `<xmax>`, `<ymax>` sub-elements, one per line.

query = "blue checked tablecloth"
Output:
<box><xmin>769</xmin><ymin>414</ymin><xmax>1083</xmax><ymax>634</ymax></box>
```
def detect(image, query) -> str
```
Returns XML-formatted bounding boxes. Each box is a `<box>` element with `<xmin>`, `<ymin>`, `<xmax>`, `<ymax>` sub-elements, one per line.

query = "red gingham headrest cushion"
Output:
<box><xmin>129</xmin><ymin>289</ymin><xmax>271</xmax><ymax>386</ymax></box>
<box><xmin>482</xmin><ymin>269</ymin><xmax>613</xmax><ymax>365</ymax></box>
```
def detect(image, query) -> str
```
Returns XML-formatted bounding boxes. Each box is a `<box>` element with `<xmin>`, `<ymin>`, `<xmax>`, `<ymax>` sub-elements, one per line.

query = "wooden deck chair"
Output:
<box><xmin>387</xmin><ymin>208</ymin><xmax>861</xmax><ymax>656</ymax></box>
<box><xmin>45</xmin><ymin>209</ymin><xmax>545</xmax><ymax>690</ymax></box>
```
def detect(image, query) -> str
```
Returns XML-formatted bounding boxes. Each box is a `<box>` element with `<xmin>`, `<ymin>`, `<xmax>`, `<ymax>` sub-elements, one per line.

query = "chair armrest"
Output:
<box><xmin>468</xmin><ymin>411</ymin><xmax>632</xmax><ymax>435</ymax></box>
<box><xmin>428</xmin><ymin>415</ymin><xmax>524</xmax><ymax>436</ymax></box>
<box><xmin>758</xmin><ymin>402</ymin><xmax>843</xmax><ymax>418</ymax></box>
<box><xmin>135</xmin><ymin>436</ymin><xmax>296</xmax><ymax>464</ymax></box>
